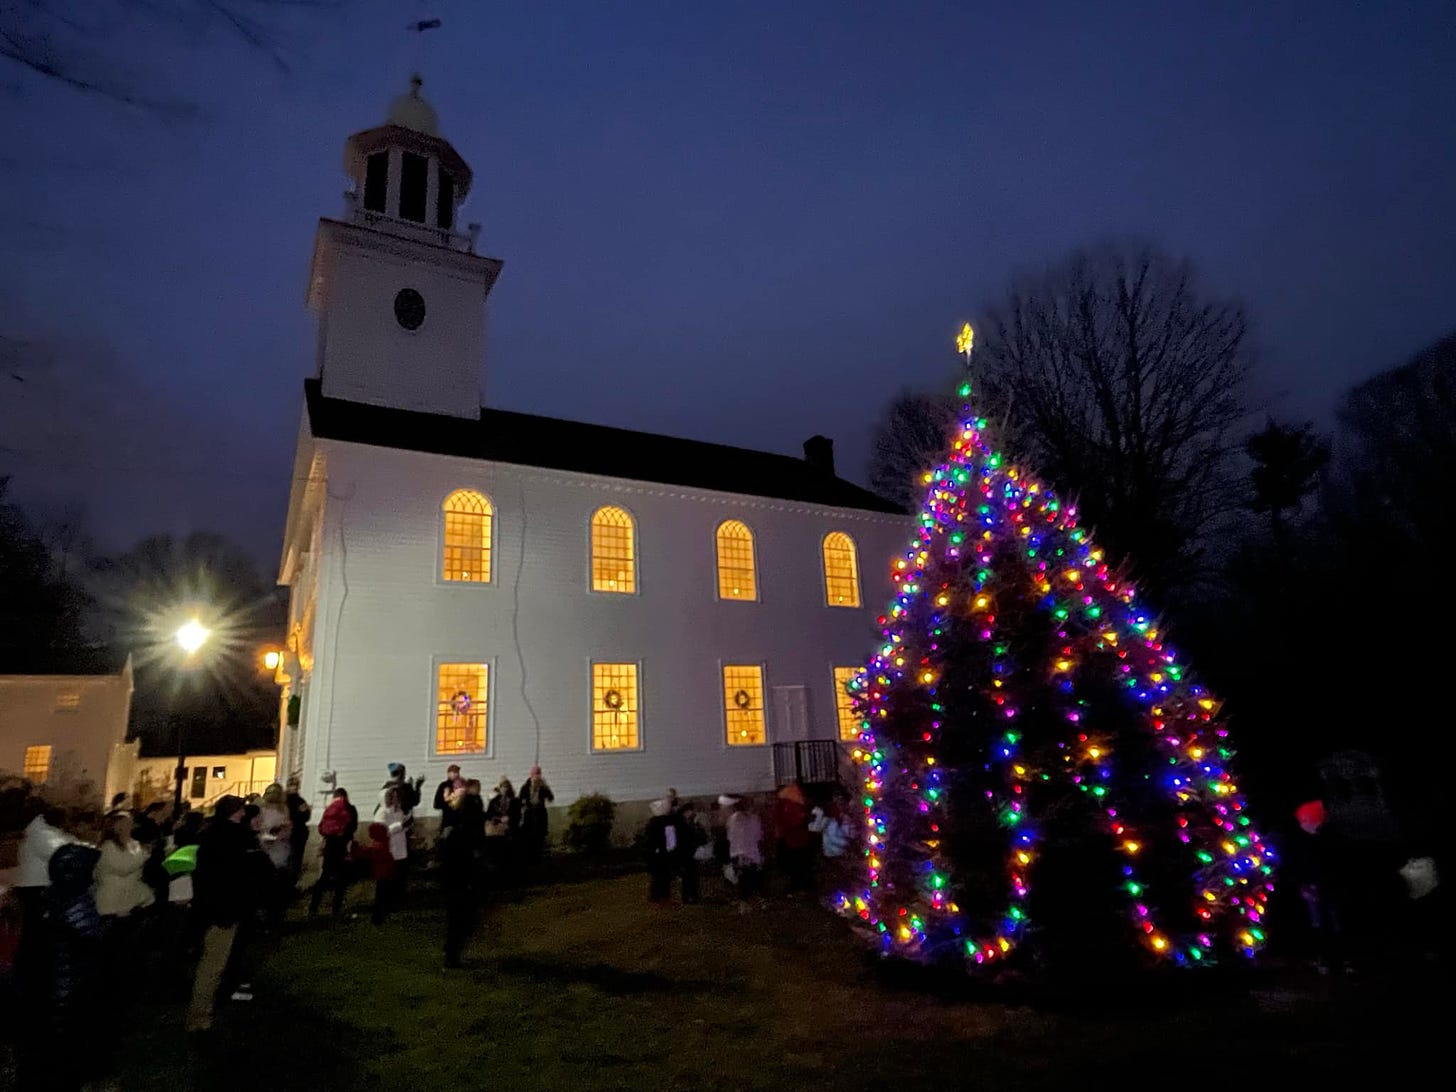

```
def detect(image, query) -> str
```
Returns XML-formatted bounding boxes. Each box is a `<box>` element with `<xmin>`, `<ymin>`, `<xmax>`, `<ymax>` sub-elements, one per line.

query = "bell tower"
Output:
<box><xmin>306</xmin><ymin>76</ymin><xmax>503</xmax><ymax>418</ymax></box>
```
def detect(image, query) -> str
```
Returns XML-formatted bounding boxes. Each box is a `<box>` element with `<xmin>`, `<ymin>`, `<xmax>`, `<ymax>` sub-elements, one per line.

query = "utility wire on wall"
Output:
<box><xmin>511</xmin><ymin>482</ymin><xmax>543</xmax><ymax>766</ymax></box>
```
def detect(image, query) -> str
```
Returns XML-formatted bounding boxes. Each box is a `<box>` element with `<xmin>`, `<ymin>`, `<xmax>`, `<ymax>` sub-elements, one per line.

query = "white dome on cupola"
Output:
<box><xmin>387</xmin><ymin>74</ymin><xmax>440</xmax><ymax>136</ymax></box>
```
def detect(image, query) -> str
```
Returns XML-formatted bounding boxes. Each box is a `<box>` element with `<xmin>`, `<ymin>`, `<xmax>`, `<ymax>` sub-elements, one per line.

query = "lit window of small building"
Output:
<box><xmin>24</xmin><ymin>744</ymin><xmax>53</xmax><ymax>783</ymax></box>
<box><xmin>716</xmin><ymin>520</ymin><xmax>757</xmax><ymax>601</ymax></box>
<box><xmin>591</xmin><ymin>663</ymin><xmax>640</xmax><ymax>750</ymax></box>
<box><xmin>822</xmin><ymin>531</ymin><xmax>861</xmax><ymax>607</ymax></box>
<box><xmin>590</xmin><ymin>506</ymin><xmax>637</xmax><ymax>593</ymax></box>
<box><xmin>54</xmin><ymin>692</ymin><xmax>81</xmax><ymax>711</ymax></box>
<box><xmin>442</xmin><ymin>489</ymin><xmax>492</xmax><ymax>583</ymax></box>
<box><xmin>437</xmin><ymin>663</ymin><xmax>488</xmax><ymax>754</ymax></box>
<box><xmin>723</xmin><ymin>665</ymin><xmax>766</xmax><ymax>746</ymax></box>
<box><xmin>832</xmin><ymin>666</ymin><xmax>864</xmax><ymax>741</ymax></box>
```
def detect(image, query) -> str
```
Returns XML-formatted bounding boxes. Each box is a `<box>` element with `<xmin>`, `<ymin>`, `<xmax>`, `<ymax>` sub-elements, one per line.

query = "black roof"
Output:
<box><xmin>304</xmin><ymin>379</ymin><xmax>905</xmax><ymax>515</ymax></box>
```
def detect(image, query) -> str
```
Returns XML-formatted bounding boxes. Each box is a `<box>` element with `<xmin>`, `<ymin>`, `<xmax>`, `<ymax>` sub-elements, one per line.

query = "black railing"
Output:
<box><xmin>771</xmin><ymin>739</ymin><xmax>841</xmax><ymax>787</ymax></box>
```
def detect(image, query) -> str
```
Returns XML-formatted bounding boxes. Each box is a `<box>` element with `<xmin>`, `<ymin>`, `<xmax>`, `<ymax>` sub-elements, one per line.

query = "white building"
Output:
<box><xmin>0</xmin><ymin>652</ymin><xmax>136</xmax><ymax>806</ymax></box>
<box><xmin>128</xmin><ymin>749</ymin><xmax>278</xmax><ymax>809</ymax></box>
<box><xmin>276</xmin><ymin>80</ymin><xmax>908</xmax><ymax>818</ymax></box>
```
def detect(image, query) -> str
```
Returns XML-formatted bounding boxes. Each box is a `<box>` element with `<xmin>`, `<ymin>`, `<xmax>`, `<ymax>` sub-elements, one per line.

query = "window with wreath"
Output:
<box><xmin>822</xmin><ymin>531</ymin><xmax>861</xmax><ymax>607</ymax></box>
<box><xmin>832</xmin><ymin>666</ymin><xmax>865</xmax><ymax>741</ymax></box>
<box><xmin>591</xmin><ymin>662</ymin><xmax>640</xmax><ymax>750</ymax></box>
<box><xmin>24</xmin><ymin>744</ymin><xmax>52</xmax><ymax>783</ymax></box>
<box><xmin>590</xmin><ymin>506</ymin><xmax>637</xmax><ymax>593</ymax></box>
<box><xmin>715</xmin><ymin>520</ymin><xmax>757</xmax><ymax>601</ymax></box>
<box><xmin>722</xmin><ymin>664</ymin><xmax>766</xmax><ymax>745</ymax></box>
<box><xmin>436</xmin><ymin>662</ymin><xmax>489</xmax><ymax>754</ymax></box>
<box><xmin>441</xmin><ymin>489</ymin><xmax>493</xmax><ymax>583</ymax></box>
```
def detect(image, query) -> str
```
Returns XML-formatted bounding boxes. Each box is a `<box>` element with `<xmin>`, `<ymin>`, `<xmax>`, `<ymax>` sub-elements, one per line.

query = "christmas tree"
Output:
<box><xmin>837</xmin><ymin>325</ymin><xmax>1274</xmax><ymax>971</ymax></box>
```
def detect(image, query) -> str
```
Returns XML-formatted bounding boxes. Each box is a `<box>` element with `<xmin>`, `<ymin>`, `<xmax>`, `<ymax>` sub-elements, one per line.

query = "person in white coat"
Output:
<box><xmin>13</xmin><ymin>806</ymin><xmax>78</xmax><ymax>995</ymax></box>
<box><xmin>16</xmin><ymin>806</ymin><xmax>76</xmax><ymax>890</ymax></box>
<box><xmin>93</xmin><ymin>811</ymin><xmax>155</xmax><ymax>919</ymax></box>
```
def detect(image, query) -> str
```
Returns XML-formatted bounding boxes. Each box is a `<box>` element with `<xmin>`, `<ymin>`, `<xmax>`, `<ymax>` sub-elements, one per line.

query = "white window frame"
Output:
<box><xmin>435</xmin><ymin>488</ymin><xmax>497</xmax><ymax>588</ymax></box>
<box><xmin>587</xmin><ymin>658</ymin><xmax>646</xmax><ymax>754</ymax></box>
<box><xmin>430</xmin><ymin>653</ymin><xmax>497</xmax><ymax>760</ymax></box>
<box><xmin>719</xmin><ymin>659</ymin><xmax>770</xmax><ymax>749</ymax></box>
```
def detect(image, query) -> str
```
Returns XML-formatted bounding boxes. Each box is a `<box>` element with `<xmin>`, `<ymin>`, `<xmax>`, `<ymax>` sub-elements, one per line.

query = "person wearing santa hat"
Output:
<box><xmin>1288</xmin><ymin>798</ymin><xmax>1340</xmax><ymax>973</ymax></box>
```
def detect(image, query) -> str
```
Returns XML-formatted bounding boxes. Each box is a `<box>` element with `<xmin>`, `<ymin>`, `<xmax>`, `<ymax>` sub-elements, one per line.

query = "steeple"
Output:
<box><xmin>341</xmin><ymin>75</ymin><xmax>477</xmax><ymax>248</ymax></box>
<box><xmin>305</xmin><ymin>76</ymin><xmax>503</xmax><ymax>419</ymax></box>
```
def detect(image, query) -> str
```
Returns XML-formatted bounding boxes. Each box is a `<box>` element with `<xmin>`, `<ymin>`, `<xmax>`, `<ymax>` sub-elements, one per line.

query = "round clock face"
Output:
<box><xmin>394</xmin><ymin>288</ymin><xmax>426</xmax><ymax>331</ymax></box>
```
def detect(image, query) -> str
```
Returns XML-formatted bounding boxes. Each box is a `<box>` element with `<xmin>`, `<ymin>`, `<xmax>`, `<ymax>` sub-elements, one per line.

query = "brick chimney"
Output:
<box><xmin>802</xmin><ymin>435</ymin><xmax>835</xmax><ymax>476</ymax></box>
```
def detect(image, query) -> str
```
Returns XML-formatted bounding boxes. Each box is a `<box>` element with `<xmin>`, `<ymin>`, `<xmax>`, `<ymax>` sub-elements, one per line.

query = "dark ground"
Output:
<box><xmin>88</xmin><ymin>857</ymin><xmax>1441</xmax><ymax>1092</ymax></box>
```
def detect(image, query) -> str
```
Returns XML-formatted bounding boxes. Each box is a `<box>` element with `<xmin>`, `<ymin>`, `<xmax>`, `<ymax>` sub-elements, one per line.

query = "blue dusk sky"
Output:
<box><xmin>2</xmin><ymin>0</ymin><xmax>1453</xmax><ymax>565</ymax></box>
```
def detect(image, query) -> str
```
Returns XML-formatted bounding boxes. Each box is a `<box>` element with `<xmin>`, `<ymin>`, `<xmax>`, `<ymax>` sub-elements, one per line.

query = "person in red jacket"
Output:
<box><xmin>362</xmin><ymin>822</ymin><xmax>399</xmax><ymax>925</ymax></box>
<box><xmin>774</xmin><ymin>784</ymin><xmax>814</xmax><ymax>894</ymax></box>
<box><xmin>308</xmin><ymin>789</ymin><xmax>359</xmax><ymax>918</ymax></box>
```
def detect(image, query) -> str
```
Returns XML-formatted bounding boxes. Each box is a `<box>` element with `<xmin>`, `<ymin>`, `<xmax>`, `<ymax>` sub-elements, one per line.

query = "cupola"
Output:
<box><xmin>342</xmin><ymin>75</ymin><xmax>474</xmax><ymax>240</ymax></box>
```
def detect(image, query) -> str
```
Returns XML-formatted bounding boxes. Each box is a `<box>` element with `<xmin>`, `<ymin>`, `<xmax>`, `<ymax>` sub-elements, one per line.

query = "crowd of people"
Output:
<box><xmin>1</xmin><ymin>758</ymin><xmax>561</xmax><ymax>1089</ymax></box>
<box><xmin>642</xmin><ymin>783</ymin><xmax>852</xmax><ymax>909</ymax></box>
<box><xmin>1</xmin><ymin>760</ymin><xmax>863</xmax><ymax>1088</ymax></box>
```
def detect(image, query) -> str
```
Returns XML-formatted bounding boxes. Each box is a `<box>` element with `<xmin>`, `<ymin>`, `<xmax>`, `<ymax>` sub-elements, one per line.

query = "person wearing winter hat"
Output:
<box><xmin>186</xmin><ymin>795</ymin><xmax>251</xmax><ymax>1032</ymax></box>
<box><xmin>378</xmin><ymin>763</ymin><xmax>424</xmax><ymax>892</ymax></box>
<box><xmin>519</xmin><ymin>765</ymin><xmax>555</xmax><ymax>865</ymax></box>
<box><xmin>309</xmin><ymin>788</ymin><xmax>359</xmax><ymax>918</ymax></box>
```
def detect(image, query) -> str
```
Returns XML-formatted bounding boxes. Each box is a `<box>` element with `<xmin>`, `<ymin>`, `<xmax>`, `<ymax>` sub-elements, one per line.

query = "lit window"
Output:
<box><xmin>212</xmin><ymin>766</ymin><xmax>227</xmax><ymax>779</ymax></box>
<box><xmin>437</xmin><ymin>662</ymin><xmax>489</xmax><ymax>754</ymax></box>
<box><xmin>442</xmin><ymin>489</ymin><xmax>492</xmax><ymax>583</ymax></box>
<box><xmin>55</xmin><ymin>692</ymin><xmax>80</xmax><ymax>711</ymax></box>
<box><xmin>833</xmin><ymin>667</ymin><xmax>864</xmax><ymax>741</ymax></box>
<box><xmin>822</xmin><ymin>531</ymin><xmax>861</xmax><ymax>607</ymax></box>
<box><xmin>591</xmin><ymin>662</ymin><xmax>640</xmax><ymax>750</ymax></box>
<box><xmin>24</xmin><ymin>745</ymin><xmax>52</xmax><ymax>783</ymax></box>
<box><xmin>716</xmin><ymin>520</ymin><xmax>757</xmax><ymax>601</ymax></box>
<box><xmin>590</xmin><ymin>506</ymin><xmax>637</xmax><ymax>593</ymax></box>
<box><xmin>723</xmin><ymin>665</ymin><xmax>766</xmax><ymax>746</ymax></box>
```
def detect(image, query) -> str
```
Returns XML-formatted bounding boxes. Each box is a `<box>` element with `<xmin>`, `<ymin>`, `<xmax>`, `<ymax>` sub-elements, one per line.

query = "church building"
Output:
<box><xmin>275</xmin><ymin>80</ymin><xmax>909</xmax><ymax>818</ymax></box>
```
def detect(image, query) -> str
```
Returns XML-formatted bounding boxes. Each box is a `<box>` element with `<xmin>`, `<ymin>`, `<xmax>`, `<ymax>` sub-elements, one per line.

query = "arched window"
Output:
<box><xmin>822</xmin><ymin>531</ymin><xmax>860</xmax><ymax>607</ymax></box>
<box><xmin>715</xmin><ymin>520</ymin><xmax>757</xmax><ymax>601</ymax></box>
<box><xmin>441</xmin><ymin>489</ymin><xmax>492</xmax><ymax>583</ymax></box>
<box><xmin>590</xmin><ymin>506</ymin><xmax>637</xmax><ymax>593</ymax></box>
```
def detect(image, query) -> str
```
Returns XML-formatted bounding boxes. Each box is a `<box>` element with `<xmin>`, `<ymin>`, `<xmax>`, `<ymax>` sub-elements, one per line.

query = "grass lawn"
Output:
<box><xmin>111</xmin><ymin>862</ymin><xmax>1435</xmax><ymax>1091</ymax></box>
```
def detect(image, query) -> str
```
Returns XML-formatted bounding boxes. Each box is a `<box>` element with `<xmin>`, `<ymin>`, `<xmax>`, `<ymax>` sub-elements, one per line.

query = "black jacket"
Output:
<box><xmin>193</xmin><ymin>818</ymin><xmax>254</xmax><ymax>928</ymax></box>
<box><xmin>43</xmin><ymin>845</ymin><xmax>104</xmax><ymax>1012</ymax></box>
<box><xmin>435</xmin><ymin>779</ymin><xmax>461</xmax><ymax>829</ymax></box>
<box><xmin>442</xmin><ymin>795</ymin><xmax>485</xmax><ymax>868</ymax></box>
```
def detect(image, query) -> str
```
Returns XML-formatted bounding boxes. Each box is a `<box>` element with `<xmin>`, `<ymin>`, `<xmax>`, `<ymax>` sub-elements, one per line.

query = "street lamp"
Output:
<box><xmin>262</xmin><ymin>649</ymin><xmax>282</xmax><ymax>672</ymax></box>
<box><xmin>172</xmin><ymin>619</ymin><xmax>210</xmax><ymax>809</ymax></box>
<box><xmin>176</xmin><ymin>619</ymin><xmax>210</xmax><ymax>656</ymax></box>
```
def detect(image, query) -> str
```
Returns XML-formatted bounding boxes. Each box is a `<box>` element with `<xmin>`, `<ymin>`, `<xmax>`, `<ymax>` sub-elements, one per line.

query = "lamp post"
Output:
<box><xmin>173</xmin><ymin>619</ymin><xmax>210</xmax><ymax>811</ymax></box>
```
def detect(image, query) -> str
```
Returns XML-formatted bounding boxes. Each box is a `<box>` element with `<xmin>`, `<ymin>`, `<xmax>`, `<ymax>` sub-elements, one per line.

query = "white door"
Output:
<box><xmin>771</xmin><ymin>685</ymin><xmax>812</xmax><ymax>742</ymax></box>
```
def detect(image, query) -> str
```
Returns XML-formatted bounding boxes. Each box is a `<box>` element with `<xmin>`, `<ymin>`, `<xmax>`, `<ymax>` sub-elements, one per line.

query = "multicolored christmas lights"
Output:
<box><xmin>837</xmin><ymin>324</ymin><xmax>1275</xmax><ymax>970</ymax></box>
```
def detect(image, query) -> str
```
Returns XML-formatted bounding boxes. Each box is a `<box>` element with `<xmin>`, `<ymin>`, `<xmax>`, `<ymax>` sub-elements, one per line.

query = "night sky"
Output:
<box><xmin>3</xmin><ymin>0</ymin><xmax>1453</xmax><ymax>568</ymax></box>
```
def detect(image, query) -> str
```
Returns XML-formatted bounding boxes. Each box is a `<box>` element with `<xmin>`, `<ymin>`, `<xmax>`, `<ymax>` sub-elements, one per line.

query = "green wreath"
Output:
<box><xmin>733</xmin><ymin>688</ymin><xmax>752</xmax><ymax>710</ymax></box>
<box><xmin>603</xmin><ymin>689</ymin><xmax>624</xmax><ymax>711</ymax></box>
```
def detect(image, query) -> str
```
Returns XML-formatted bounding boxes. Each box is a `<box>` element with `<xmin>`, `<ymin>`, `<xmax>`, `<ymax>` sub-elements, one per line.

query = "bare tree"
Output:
<box><xmin>975</xmin><ymin>244</ymin><xmax>1249</xmax><ymax>600</ymax></box>
<box><xmin>1334</xmin><ymin>331</ymin><xmax>1456</xmax><ymax>561</ymax></box>
<box><xmin>1</xmin><ymin>1</ymin><xmax>338</xmax><ymax>113</ymax></box>
<box><xmin>867</xmin><ymin>389</ymin><xmax>963</xmax><ymax>510</ymax></box>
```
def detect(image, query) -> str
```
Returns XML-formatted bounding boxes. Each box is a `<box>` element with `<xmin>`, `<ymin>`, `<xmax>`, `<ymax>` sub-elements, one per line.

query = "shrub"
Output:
<box><xmin>563</xmin><ymin>793</ymin><xmax>616</xmax><ymax>853</ymax></box>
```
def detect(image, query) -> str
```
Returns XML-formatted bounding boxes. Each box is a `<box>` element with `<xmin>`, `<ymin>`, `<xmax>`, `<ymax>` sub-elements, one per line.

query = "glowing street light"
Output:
<box><xmin>263</xmin><ymin>649</ymin><xmax>282</xmax><ymax>671</ymax></box>
<box><xmin>175</xmin><ymin>619</ymin><xmax>211</xmax><ymax>656</ymax></box>
<box><xmin>172</xmin><ymin>617</ymin><xmax>210</xmax><ymax>810</ymax></box>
